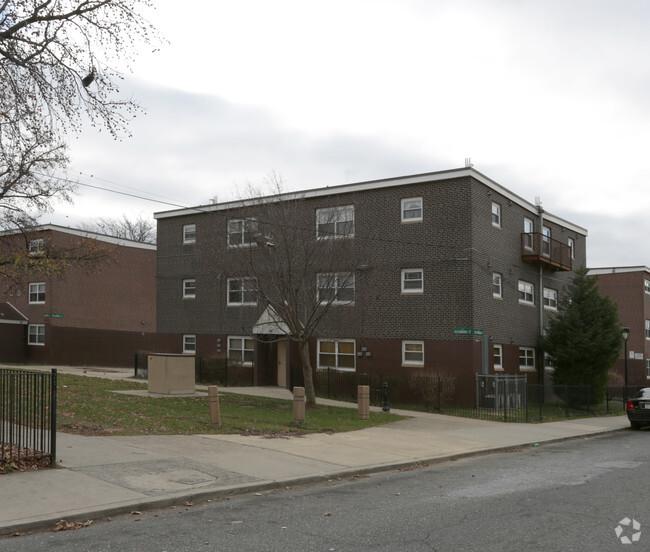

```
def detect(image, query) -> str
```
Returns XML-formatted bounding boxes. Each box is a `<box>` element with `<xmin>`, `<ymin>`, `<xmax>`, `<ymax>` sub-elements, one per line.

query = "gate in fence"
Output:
<box><xmin>0</xmin><ymin>368</ymin><xmax>57</xmax><ymax>469</ymax></box>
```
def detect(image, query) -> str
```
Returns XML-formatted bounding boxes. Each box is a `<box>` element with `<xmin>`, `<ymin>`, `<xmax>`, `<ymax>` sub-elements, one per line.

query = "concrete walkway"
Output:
<box><xmin>0</xmin><ymin>366</ymin><xmax>631</xmax><ymax>536</ymax></box>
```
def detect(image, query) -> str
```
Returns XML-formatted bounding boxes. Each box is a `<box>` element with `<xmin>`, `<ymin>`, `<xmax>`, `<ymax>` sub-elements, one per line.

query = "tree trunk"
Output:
<box><xmin>299</xmin><ymin>341</ymin><xmax>317</xmax><ymax>408</ymax></box>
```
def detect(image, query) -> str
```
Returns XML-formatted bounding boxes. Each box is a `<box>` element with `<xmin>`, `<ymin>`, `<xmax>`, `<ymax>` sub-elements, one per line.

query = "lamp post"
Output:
<box><xmin>622</xmin><ymin>326</ymin><xmax>630</xmax><ymax>402</ymax></box>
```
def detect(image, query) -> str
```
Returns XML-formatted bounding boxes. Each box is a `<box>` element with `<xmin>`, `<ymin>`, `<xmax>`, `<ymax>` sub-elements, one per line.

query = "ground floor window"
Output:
<box><xmin>519</xmin><ymin>347</ymin><xmax>535</xmax><ymax>370</ymax></box>
<box><xmin>402</xmin><ymin>340</ymin><xmax>424</xmax><ymax>366</ymax></box>
<box><xmin>183</xmin><ymin>334</ymin><xmax>196</xmax><ymax>354</ymax></box>
<box><xmin>493</xmin><ymin>344</ymin><xmax>503</xmax><ymax>371</ymax></box>
<box><xmin>228</xmin><ymin>336</ymin><xmax>254</xmax><ymax>366</ymax></box>
<box><xmin>646</xmin><ymin>358</ymin><xmax>650</xmax><ymax>379</ymax></box>
<box><xmin>28</xmin><ymin>324</ymin><xmax>45</xmax><ymax>346</ymax></box>
<box><xmin>318</xmin><ymin>339</ymin><xmax>356</xmax><ymax>371</ymax></box>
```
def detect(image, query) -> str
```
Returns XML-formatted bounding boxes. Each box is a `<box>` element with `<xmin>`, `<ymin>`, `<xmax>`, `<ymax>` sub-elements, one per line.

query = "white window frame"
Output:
<box><xmin>646</xmin><ymin>358</ymin><xmax>650</xmax><ymax>379</ymax></box>
<box><xmin>317</xmin><ymin>339</ymin><xmax>356</xmax><ymax>371</ymax></box>
<box><xmin>492</xmin><ymin>273</ymin><xmax>502</xmax><ymax>299</ymax></box>
<box><xmin>317</xmin><ymin>272</ymin><xmax>355</xmax><ymax>305</ymax></box>
<box><xmin>183</xmin><ymin>224</ymin><xmax>196</xmax><ymax>244</ymax></box>
<box><xmin>183</xmin><ymin>279</ymin><xmax>196</xmax><ymax>299</ymax></box>
<box><xmin>227</xmin><ymin>336</ymin><xmax>255</xmax><ymax>366</ymax></box>
<box><xmin>28</xmin><ymin>324</ymin><xmax>45</xmax><ymax>346</ymax></box>
<box><xmin>491</xmin><ymin>202</ymin><xmax>501</xmax><ymax>228</ymax></box>
<box><xmin>316</xmin><ymin>206</ymin><xmax>355</xmax><ymax>239</ymax></box>
<box><xmin>227</xmin><ymin>218</ymin><xmax>258</xmax><ymax>248</ymax></box>
<box><xmin>401</xmin><ymin>269</ymin><xmax>423</xmax><ymax>294</ymax></box>
<box><xmin>29</xmin><ymin>239</ymin><xmax>45</xmax><ymax>256</ymax></box>
<box><xmin>28</xmin><ymin>282</ymin><xmax>45</xmax><ymax>304</ymax></box>
<box><xmin>543</xmin><ymin>287</ymin><xmax>558</xmax><ymax>310</ymax></box>
<box><xmin>646</xmin><ymin>319</ymin><xmax>650</xmax><ymax>340</ymax></box>
<box><xmin>227</xmin><ymin>277</ymin><xmax>257</xmax><ymax>306</ymax></box>
<box><xmin>518</xmin><ymin>280</ymin><xmax>534</xmax><ymax>305</ymax></box>
<box><xmin>402</xmin><ymin>340</ymin><xmax>424</xmax><ymax>367</ymax></box>
<box><xmin>542</xmin><ymin>226</ymin><xmax>551</xmax><ymax>257</ymax></box>
<box><xmin>493</xmin><ymin>344</ymin><xmax>503</xmax><ymax>371</ymax></box>
<box><xmin>568</xmin><ymin>237</ymin><xmax>575</xmax><ymax>260</ymax></box>
<box><xmin>401</xmin><ymin>197</ymin><xmax>423</xmax><ymax>223</ymax></box>
<box><xmin>645</xmin><ymin>279</ymin><xmax>650</xmax><ymax>294</ymax></box>
<box><xmin>183</xmin><ymin>334</ymin><xmax>196</xmax><ymax>354</ymax></box>
<box><xmin>523</xmin><ymin>218</ymin><xmax>534</xmax><ymax>250</ymax></box>
<box><xmin>519</xmin><ymin>347</ymin><xmax>535</xmax><ymax>371</ymax></box>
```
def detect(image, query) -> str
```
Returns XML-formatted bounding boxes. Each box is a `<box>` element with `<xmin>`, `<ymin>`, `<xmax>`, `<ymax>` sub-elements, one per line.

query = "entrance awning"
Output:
<box><xmin>253</xmin><ymin>306</ymin><xmax>290</xmax><ymax>336</ymax></box>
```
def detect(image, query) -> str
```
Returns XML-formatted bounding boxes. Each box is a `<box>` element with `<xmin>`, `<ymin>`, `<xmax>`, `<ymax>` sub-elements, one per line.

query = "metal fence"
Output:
<box><xmin>0</xmin><ymin>368</ymin><xmax>57</xmax><ymax>470</ymax></box>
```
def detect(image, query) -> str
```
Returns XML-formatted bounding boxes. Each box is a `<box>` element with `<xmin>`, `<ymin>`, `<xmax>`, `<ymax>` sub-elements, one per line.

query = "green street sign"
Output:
<box><xmin>453</xmin><ymin>328</ymin><xmax>472</xmax><ymax>335</ymax></box>
<box><xmin>473</xmin><ymin>329</ymin><xmax>484</xmax><ymax>335</ymax></box>
<box><xmin>44</xmin><ymin>313</ymin><xmax>64</xmax><ymax>319</ymax></box>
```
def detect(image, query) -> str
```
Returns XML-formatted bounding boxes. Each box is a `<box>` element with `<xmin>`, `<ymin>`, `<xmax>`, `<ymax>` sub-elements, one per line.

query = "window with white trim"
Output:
<box><xmin>227</xmin><ymin>218</ymin><xmax>258</xmax><ymax>247</ymax></box>
<box><xmin>317</xmin><ymin>272</ymin><xmax>355</xmax><ymax>304</ymax></box>
<box><xmin>523</xmin><ymin>218</ymin><xmax>534</xmax><ymax>250</ymax></box>
<box><xmin>646</xmin><ymin>319</ymin><xmax>650</xmax><ymax>339</ymax></box>
<box><xmin>518</xmin><ymin>280</ymin><xmax>534</xmax><ymax>305</ymax></box>
<box><xmin>492</xmin><ymin>273</ymin><xmax>502</xmax><ymax>298</ymax></box>
<box><xmin>183</xmin><ymin>335</ymin><xmax>196</xmax><ymax>354</ymax></box>
<box><xmin>542</xmin><ymin>226</ymin><xmax>551</xmax><ymax>257</ymax></box>
<box><xmin>646</xmin><ymin>358</ymin><xmax>650</xmax><ymax>379</ymax></box>
<box><xmin>491</xmin><ymin>202</ymin><xmax>501</xmax><ymax>228</ymax></box>
<box><xmin>227</xmin><ymin>277</ymin><xmax>257</xmax><ymax>305</ymax></box>
<box><xmin>645</xmin><ymin>279</ymin><xmax>650</xmax><ymax>294</ymax></box>
<box><xmin>228</xmin><ymin>336</ymin><xmax>254</xmax><ymax>365</ymax></box>
<box><xmin>183</xmin><ymin>279</ymin><xmax>196</xmax><ymax>299</ymax></box>
<box><xmin>316</xmin><ymin>206</ymin><xmax>354</xmax><ymax>239</ymax></box>
<box><xmin>402</xmin><ymin>341</ymin><xmax>424</xmax><ymax>366</ymax></box>
<box><xmin>543</xmin><ymin>288</ymin><xmax>558</xmax><ymax>310</ymax></box>
<box><xmin>28</xmin><ymin>324</ymin><xmax>45</xmax><ymax>346</ymax></box>
<box><xmin>29</xmin><ymin>282</ymin><xmax>45</xmax><ymax>304</ymax></box>
<box><xmin>493</xmin><ymin>344</ymin><xmax>503</xmax><ymax>371</ymax></box>
<box><xmin>402</xmin><ymin>269</ymin><xmax>423</xmax><ymax>293</ymax></box>
<box><xmin>401</xmin><ymin>198</ymin><xmax>422</xmax><ymax>222</ymax></box>
<box><xmin>29</xmin><ymin>239</ymin><xmax>45</xmax><ymax>256</ymax></box>
<box><xmin>568</xmin><ymin>238</ymin><xmax>575</xmax><ymax>259</ymax></box>
<box><xmin>318</xmin><ymin>339</ymin><xmax>356</xmax><ymax>371</ymax></box>
<box><xmin>519</xmin><ymin>347</ymin><xmax>535</xmax><ymax>370</ymax></box>
<box><xmin>183</xmin><ymin>224</ymin><xmax>196</xmax><ymax>244</ymax></box>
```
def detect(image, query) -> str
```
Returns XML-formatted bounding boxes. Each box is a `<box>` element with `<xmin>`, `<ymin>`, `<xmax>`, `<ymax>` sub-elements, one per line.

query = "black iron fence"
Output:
<box><xmin>0</xmin><ymin>368</ymin><xmax>57</xmax><ymax>470</ymax></box>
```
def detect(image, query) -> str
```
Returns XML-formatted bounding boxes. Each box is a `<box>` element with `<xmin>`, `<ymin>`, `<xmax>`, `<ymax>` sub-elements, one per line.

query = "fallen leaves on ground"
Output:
<box><xmin>54</xmin><ymin>519</ymin><xmax>93</xmax><ymax>532</ymax></box>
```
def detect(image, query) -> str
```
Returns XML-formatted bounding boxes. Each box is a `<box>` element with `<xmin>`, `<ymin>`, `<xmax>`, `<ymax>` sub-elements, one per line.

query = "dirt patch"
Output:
<box><xmin>1</xmin><ymin>444</ymin><xmax>52</xmax><ymax>474</ymax></box>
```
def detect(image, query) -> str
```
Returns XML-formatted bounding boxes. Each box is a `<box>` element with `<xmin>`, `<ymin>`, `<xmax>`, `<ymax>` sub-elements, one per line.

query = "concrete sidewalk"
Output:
<box><xmin>0</xmin><ymin>366</ymin><xmax>631</xmax><ymax>536</ymax></box>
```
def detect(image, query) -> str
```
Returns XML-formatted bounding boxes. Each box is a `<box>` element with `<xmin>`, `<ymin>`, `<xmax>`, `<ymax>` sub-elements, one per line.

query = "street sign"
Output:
<box><xmin>453</xmin><ymin>328</ymin><xmax>484</xmax><ymax>335</ymax></box>
<box><xmin>44</xmin><ymin>313</ymin><xmax>64</xmax><ymax>319</ymax></box>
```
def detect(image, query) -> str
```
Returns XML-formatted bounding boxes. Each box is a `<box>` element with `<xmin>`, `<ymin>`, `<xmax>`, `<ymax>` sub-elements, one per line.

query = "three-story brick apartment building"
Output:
<box><xmin>155</xmin><ymin>167</ymin><xmax>587</xmax><ymax>388</ymax></box>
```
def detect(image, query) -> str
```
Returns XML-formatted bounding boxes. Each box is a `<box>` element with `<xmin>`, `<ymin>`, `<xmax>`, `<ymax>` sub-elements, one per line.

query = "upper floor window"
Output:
<box><xmin>28</xmin><ymin>324</ymin><xmax>45</xmax><ymax>346</ymax></box>
<box><xmin>568</xmin><ymin>237</ymin><xmax>575</xmax><ymax>260</ymax></box>
<box><xmin>491</xmin><ymin>202</ymin><xmax>501</xmax><ymax>228</ymax></box>
<box><xmin>317</xmin><ymin>272</ymin><xmax>355</xmax><ymax>304</ymax></box>
<box><xmin>492</xmin><ymin>273</ymin><xmax>502</xmax><ymax>298</ymax></box>
<box><xmin>402</xmin><ymin>269</ymin><xmax>423</xmax><ymax>294</ymax></box>
<box><xmin>318</xmin><ymin>339</ymin><xmax>356</xmax><ymax>371</ymax></box>
<box><xmin>523</xmin><ymin>218</ymin><xmax>534</xmax><ymax>250</ymax></box>
<box><xmin>543</xmin><ymin>287</ymin><xmax>558</xmax><ymax>310</ymax></box>
<box><xmin>402</xmin><ymin>340</ymin><xmax>424</xmax><ymax>366</ymax></box>
<box><xmin>29</xmin><ymin>282</ymin><xmax>45</xmax><ymax>304</ymax></box>
<box><xmin>646</xmin><ymin>319</ymin><xmax>650</xmax><ymax>339</ymax></box>
<box><xmin>645</xmin><ymin>279</ymin><xmax>650</xmax><ymax>294</ymax></box>
<box><xmin>228</xmin><ymin>218</ymin><xmax>258</xmax><ymax>248</ymax></box>
<box><xmin>316</xmin><ymin>205</ymin><xmax>354</xmax><ymax>239</ymax></box>
<box><xmin>542</xmin><ymin>226</ymin><xmax>551</xmax><ymax>257</ymax></box>
<box><xmin>518</xmin><ymin>280</ymin><xmax>534</xmax><ymax>305</ymax></box>
<box><xmin>227</xmin><ymin>277</ymin><xmax>257</xmax><ymax>306</ymax></box>
<box><xmin>183</xmin><ymin>224</ymin><xmax>196</xmax><ymax>244</ymax></box>
<box><xmin>519</xmin><ymin>347</ymin><xmax>535</xmax><ymax>370</ymax></box>
<box><xmin>493</xmin><ymin>344</ymin><xmax>503</xmax><ymax>370</ymax></box>
<box><xmin>228</xmin><ymin>336</ymin><xmax>254</xmax><ymax>366</ymax></box>
<box><xmin>29</xmin><ymin>239</ymin><xmax>45</xmax><ymax>256</ymax></box>
<box><xmin>183</xmin><ymin>279</ymin><xmax>196</xmax><ymax>299</ymax></box>
<box><xmin>401</xmin><ymin>198</ymin><xmax>422</xmax><ymax>223</ymax></box>
<box><xmin>183</xmin><ymin>334</ymin><xmax>196</xmax><ymax>354</ymax></box>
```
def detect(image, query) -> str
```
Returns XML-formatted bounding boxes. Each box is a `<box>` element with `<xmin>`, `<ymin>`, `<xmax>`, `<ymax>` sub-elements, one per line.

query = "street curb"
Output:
<box><xmin>0</xmin><ymin>425</ymin><xmax>628</xmax><ymax>538</ymax></box>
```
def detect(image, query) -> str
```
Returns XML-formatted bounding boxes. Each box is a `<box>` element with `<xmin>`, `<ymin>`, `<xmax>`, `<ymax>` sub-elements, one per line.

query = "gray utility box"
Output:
<box><xmin>147</xmin><ymin>353</ymin><xmax>195</xmax><ymax>395</ymax></box>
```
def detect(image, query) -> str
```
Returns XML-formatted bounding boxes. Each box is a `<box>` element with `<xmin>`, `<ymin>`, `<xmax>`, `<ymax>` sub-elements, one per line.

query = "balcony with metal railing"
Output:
<box><xmin>521</xmin><ymin>232</ymin><xmax>572</xmax><ymax>271</ymax></box>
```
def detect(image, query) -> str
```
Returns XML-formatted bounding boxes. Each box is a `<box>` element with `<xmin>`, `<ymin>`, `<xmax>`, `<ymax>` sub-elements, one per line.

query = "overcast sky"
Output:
<box><xmin>48</xmin><ymin>0</ymin><xmax>650</xmax><ymax>268</ymax></box>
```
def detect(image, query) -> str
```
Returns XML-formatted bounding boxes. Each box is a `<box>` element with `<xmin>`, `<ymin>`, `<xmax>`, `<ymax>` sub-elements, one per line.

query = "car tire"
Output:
<box><xmin>630</xmin><ymin>421</ymin><xmax>642</xmax><ymax>430</ymax></box>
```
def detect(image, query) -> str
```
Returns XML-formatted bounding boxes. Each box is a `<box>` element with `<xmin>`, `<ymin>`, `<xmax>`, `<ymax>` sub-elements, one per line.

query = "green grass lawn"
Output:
<box><xmin>56</xmin><ymin>374</ymin><xmax>406</xmax><ymax>436</ymax></box>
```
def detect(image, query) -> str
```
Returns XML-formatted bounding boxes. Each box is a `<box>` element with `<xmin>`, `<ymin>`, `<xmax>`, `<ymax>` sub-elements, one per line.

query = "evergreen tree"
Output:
<box><xmin>540</xmin><ymin>266</ymin><xmax>622</xmax><ymax>403</ymax></box>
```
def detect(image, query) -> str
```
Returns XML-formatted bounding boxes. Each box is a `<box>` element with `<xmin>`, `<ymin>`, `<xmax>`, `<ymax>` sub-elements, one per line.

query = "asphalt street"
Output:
<box><xmin>3</xmin><ymin>430</ymin><xmax>648</xmax><ymax>552</ymax></box>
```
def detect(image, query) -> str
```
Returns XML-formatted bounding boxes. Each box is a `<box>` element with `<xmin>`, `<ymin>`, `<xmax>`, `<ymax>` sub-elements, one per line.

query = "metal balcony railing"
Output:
<box><xmin>521</xmin><ymin>233</ymin><xmax>572</xmax><ymax>271</ymax></box>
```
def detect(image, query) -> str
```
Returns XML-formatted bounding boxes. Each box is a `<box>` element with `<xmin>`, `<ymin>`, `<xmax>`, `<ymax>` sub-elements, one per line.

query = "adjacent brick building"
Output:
<box><xmin>155</xmin><ymin>167</ymin><xmax>587</xmax><ymax>387</ymax></box>
<box><xmin>588</xmin><ymin>267</ymin><xmax>650</xmax><ymax>387</ymax></box>
<box><xmin>0</xmin><ymin>225</ymin><xmax>159</xmax><ymax>367</ymax></box>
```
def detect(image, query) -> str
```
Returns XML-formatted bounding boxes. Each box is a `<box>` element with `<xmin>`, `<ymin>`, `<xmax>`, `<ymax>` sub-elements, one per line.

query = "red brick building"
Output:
<box><xmin>0</xmin><ymin>225</ymin><xmax>159</xmax><ymax>367</ymax></box>
<box><xmin>588</xmin><ymin>267</ymin><xmax>650</xmax><ymax>387</ymax></box>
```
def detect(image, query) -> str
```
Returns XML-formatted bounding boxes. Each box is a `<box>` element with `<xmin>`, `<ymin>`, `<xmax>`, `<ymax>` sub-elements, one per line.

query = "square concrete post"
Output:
<box><xmin>208</xmin><ymin>385</ymin><xmax>221</xmax><ymax>426</ymax></box>
<box><xmin>358</xmin><ymin>385</ymin><xmax>370</xmax><ymax>420</ymax></box>
<box><xmin>293</xmin><ymin>386</ymin><xmax>305</xmax><ymax>423</ymax></box>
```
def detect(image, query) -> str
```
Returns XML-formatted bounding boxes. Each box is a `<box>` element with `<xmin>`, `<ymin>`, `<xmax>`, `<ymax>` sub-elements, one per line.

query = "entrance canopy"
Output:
<box><xmin>253</xmin><ymin>306</ymin><xmax>291</xmax><ymax>336</ymax></box>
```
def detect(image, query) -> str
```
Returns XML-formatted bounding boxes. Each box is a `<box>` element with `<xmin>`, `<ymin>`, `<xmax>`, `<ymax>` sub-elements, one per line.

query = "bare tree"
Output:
<box><xmin>0</xmin><ymin>0</ymin><xmax>159</xmax><ymax>232</ymax></box>
<box><xmin>81</xmin><ymin>214</ymin><xmax>156</xmax><ymax>244</ymax></box>
<box><xmin>230</xmin><ymin>175</ymin><xmax>361</xmax><ymax>408</ymax></box>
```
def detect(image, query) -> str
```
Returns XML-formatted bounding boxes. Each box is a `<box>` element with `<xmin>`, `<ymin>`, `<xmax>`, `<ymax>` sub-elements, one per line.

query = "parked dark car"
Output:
<box><xmin>626</xmin><ymin>388</ymin><xmax>650</xmax><ymax>429</ymax></box>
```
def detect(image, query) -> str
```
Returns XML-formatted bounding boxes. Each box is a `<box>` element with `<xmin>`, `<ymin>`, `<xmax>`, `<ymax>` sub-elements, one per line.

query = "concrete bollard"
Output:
<box><xmin>293</xmin><ymin>386</ymin><xmax>305</xmax><ymax>423</ymax></box>
<box><xmin>208</xmin><ymin>385</ymin><xmax>221</xmax><ymax>426</ymax></box>
<box><xmin>358</xmin><ymin>385</ymin><xmax>370</xmax><ymax>420</ymax></box>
